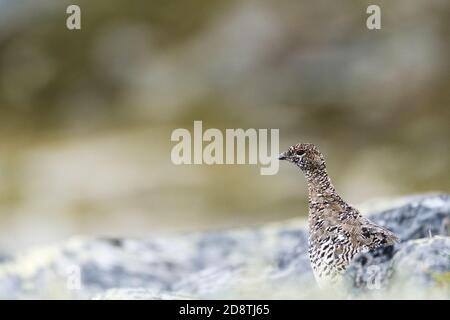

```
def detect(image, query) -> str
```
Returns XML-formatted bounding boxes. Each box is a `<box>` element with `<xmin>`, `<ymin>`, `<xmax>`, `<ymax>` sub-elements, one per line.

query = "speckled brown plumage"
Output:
<box><xmin>279</xmin><ymin>143</ymin><xmax>399</xmax><ymax>286</ymax></box>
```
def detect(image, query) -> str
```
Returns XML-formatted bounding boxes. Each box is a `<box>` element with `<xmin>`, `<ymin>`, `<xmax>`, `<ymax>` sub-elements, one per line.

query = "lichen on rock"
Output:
<box><xmin>0</xmin><ymin>193</ymin><xmax>449</xmax><ymax>299</ymax></box>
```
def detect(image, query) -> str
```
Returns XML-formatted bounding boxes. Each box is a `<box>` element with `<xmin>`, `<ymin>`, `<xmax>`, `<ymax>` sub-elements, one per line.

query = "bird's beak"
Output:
<box><xmin>278</xmin><ymin>151</ymin><xmax>288</xmax><ymax>160</ymax></box>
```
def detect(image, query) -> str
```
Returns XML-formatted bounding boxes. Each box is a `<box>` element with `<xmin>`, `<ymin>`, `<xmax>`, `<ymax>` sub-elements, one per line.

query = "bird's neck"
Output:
<box><xmin>304</xmin><ymin>165</ymin><xmax>340</xmax><ymax>205</ymax></box>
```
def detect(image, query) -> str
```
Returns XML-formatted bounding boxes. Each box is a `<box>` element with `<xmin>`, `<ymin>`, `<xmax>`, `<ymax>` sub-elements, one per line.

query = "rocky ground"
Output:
<box><xmin>0</xmin><ymin>193</ymin><xmax>449</xmax><ymax>299</ymax></box>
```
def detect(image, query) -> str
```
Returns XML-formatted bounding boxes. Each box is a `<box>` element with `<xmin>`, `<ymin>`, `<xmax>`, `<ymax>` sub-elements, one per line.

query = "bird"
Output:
<box><xmin>278</xmin><ymin>143</ymin><xmax>399</xmax><ymax>287</ymax></box>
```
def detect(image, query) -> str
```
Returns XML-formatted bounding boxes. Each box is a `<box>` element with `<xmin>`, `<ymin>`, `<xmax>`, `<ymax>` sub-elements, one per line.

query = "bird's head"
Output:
<box><xmin>278</xmin><ymin>143</ymin><xmax>326</xmax><ymax>172</ymax></box>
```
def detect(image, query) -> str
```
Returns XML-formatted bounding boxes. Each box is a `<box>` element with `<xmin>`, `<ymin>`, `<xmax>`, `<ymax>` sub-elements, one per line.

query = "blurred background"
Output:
<box><xmin>0</xmin><ymin>0</ymin><xmax>448</xmax><ymax>253</ymax></box>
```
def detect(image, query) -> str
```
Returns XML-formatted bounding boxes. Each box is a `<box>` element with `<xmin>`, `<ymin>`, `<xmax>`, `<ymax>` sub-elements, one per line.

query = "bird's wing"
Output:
<box><xmin>334</xmin><ymin>206</ymin><xmax>399</xmax><ymax>250</ymax></box>
<box><xmin>317</xmin><ymin>202</ymin><xmax>399</xmax><ymax>251</ymax></box>
<box><xmin>348</xmin><ymin>215</ymin><xmax>399</xmax><ymax>250</ymax></box>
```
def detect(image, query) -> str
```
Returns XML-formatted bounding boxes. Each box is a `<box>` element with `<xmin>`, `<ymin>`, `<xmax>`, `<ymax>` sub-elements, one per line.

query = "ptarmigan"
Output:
<box><xmin>279</xmin><ymin>143</ymin><xmax>399</xmax><ymax>287</ymax></box>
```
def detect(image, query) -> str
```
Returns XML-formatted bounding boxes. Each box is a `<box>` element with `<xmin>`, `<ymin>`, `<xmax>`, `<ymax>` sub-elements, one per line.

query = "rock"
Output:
<box><xmin>345</xmin><ymin>237</ymin><xmax>450</xmax><ymax>298</ymax></box>
<box><xmin>368</xmin><ymin>193</ymin><xmax>450</xmax><ymax>241</ymax></box>
<box><xmin>0</xmin><ymin>193</ymin><xmax>449</xmax><ymax>299</ymax></box>
<box><xmin>392</xmin><ymin>237</ymin><xmax>450</xmax><ymax>287</ymax></box>
<box><xmin>0</xmin><ymin>224</ymin><xmax>313</xmax><ymax>299</ymax></box>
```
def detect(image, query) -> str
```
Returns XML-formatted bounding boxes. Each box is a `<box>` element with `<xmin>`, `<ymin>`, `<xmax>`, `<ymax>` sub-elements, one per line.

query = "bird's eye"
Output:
<box><xmin>296</xmin><ymin>150</ymin><xmax>305</xmax><ymax>156</ymax></box>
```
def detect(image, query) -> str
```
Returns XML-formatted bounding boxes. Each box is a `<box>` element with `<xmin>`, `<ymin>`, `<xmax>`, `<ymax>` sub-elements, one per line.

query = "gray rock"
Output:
<box><xmin>392</xmin><ymin>237</ymin><xmax>450</xmax><ymax>287</ymax></box>
<box><xmin>0</xmin><ymin>193</ymin><xmax>449</xmax><ymax>299</ymax></box>
<box><xmin>345</xmin><ymin>237</ymin><xmax>450</xmax><ymax>298</ymax></box>
<box><xmin>0</xmin><ymin>223</ymin><xmax>312</xmax><ymax>299</ymax></box>
<box><xmin>342</xmin><ymin>193</ymin><xmax>450</xmax><ymax>297</ymax></box>
<box><xmin>368</xmin><ymin>193</ymin><xmax>450</xmax><ymax>241</ymax></box>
